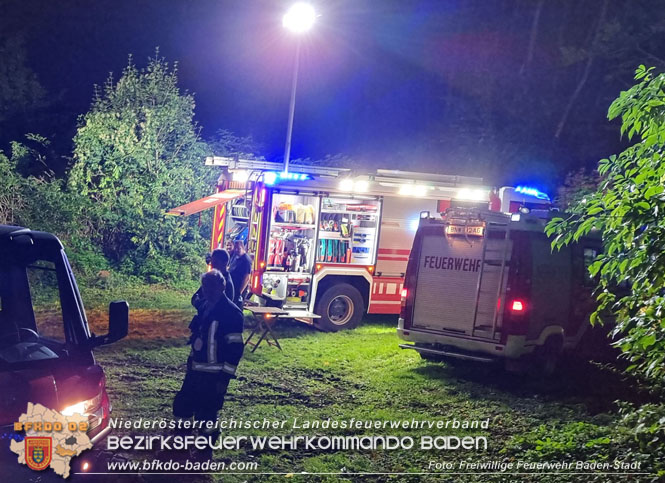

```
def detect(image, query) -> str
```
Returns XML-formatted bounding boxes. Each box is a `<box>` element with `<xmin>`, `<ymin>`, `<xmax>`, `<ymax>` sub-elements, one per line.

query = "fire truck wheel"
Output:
<box><xmin>314</xmin><ymin>283</ymin><xmax>364</xmax><ymax>332</ymax></box>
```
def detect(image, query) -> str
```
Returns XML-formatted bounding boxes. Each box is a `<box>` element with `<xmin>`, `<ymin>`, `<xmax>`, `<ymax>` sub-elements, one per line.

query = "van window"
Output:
<box><xmin>1</xmin><ymin>258</ymin><xmax>65</xmax><ymax>364</ymax></box>
<box><xmin>26</xmin><ymin>260</ymin><xmax>66</xmax><ymax>343</ymax></box>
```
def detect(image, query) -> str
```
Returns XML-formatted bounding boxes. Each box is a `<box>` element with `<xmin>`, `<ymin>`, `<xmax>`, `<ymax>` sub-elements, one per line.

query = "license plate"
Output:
<box><xmin>445</xmin><ymin>225</ymin><xmax>484</xmax><ymax>236</ymax></box>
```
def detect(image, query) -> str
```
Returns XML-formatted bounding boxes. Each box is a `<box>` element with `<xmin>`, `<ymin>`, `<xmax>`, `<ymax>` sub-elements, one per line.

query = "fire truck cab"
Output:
<box><xmin>168</xmin><ymin>157</ymin><xmax>491</xmax><ymax>331</ymax></box>
<box><xmin>397</xmin><ymin>194</ymin><xmax>600</xmax><ymax>372</ymax></box>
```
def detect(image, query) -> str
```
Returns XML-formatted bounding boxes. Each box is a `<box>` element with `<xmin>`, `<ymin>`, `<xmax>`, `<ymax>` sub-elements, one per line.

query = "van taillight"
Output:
<box><xmin>510</xmin><ymin>300</ymin><xmax>525</xmax><ymax>312</ymax></box>
<box><xmin>399</xmin><ymin>288</ymin><xmax>408</xmax><ymax>320</ymax></box>
<box><xmin>501</xmin><ymin>298</ymin><xmax>528</xmax><ymax>338</ymax></box>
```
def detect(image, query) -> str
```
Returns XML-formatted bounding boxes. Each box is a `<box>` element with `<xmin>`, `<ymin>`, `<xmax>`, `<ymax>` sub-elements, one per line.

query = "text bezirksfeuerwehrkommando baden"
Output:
<box><xmin>109</xmin><ymin>417</ymin><xmax>490</xmax><ymax>431</ymax></box>
<box><xmin>107</xmin><ymin>418</ymin><xmax>491</xmax><ymax>452</ymax></box>
<box><xmin>108</xmin><ymin>434</ymin><xmax>488</xmax><ymax>452</ymax></box>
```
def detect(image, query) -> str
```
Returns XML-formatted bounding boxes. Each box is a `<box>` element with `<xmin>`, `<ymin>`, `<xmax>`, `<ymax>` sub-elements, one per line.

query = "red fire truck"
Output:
<box><xmin>168</xmin><ymin>157</ymin><xmax>494</xmax><ymax>331</ymax></box>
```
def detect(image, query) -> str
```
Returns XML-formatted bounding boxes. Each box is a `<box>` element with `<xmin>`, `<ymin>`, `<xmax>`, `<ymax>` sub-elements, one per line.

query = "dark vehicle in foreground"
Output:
<box><xmin>0</xmin><ymin>225</ymin><xmax>128</xmax><ymax>478</ymax></box>
<box><xmin>398</xmin><ymin>209</ymin><xmax>601</xmax><ymax>373</ymax></box>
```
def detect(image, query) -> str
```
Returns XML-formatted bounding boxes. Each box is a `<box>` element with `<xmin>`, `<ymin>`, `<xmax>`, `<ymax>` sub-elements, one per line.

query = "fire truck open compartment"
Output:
<box><xmin>261</xmin><ymin>194</ymin><xmax>382</xmax><ymax>309</ymax></box>
<box><xmin>319</xmin><ymin>197</ymin><xmax>380</xmax><ymax>265</ymax></box>
<box><xmin>262</xmin><ymin>192</ymin><xmax>320</xmax><ymax>307</ymax></box>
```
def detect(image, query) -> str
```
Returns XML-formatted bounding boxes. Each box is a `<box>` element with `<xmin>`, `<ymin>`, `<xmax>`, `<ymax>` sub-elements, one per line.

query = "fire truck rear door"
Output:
<box><xmin>412</xmin><ymin>229</ymin><xmax>486</xmax><ymax>334</ymax></box>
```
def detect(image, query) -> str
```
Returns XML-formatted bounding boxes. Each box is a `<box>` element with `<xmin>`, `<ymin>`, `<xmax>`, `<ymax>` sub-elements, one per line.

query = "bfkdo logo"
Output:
<box><xmin>10</xmin><ymin>403</ymin><xmax>94</xmax><ymax>479</ymax></box>
<box><xmin>26</xmin><ymin>437</ymin><xmax>52</xmax><ymax>471</ymax></box>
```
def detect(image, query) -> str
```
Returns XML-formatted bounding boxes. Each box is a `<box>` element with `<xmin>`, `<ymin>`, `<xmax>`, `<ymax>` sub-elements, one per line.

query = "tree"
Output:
<box><xmin>0</xmin><ymin>136</ymin><xmax>83</xmax><ymax>246</ymax></box>
<box><xmin>547</xmin><ymin>65</ymin><xmax>665</xmax><ymax>380</ymax></box>
<box><xmin>0</xmin><ymin>36</ymin><xmax>46</xmax><ymax>131</ymax></box>
<box><xmin>554</xmin><ymin>168</ymin><xmax>601</xmax><ymax>210</ymax></box>
<box><xmin>69</xmin><ymin>53</ymin><xmax>213</xmax><ymax>278</ymax></box>
<box><xmin>208</xmin><ymin>129</ymin><xmax>263</xmax><ymax>159</ymax></box>
<box><xmin>0</xmin><ymin>149</ymin><xmax>27</xmax><ymax>225</ymax></box>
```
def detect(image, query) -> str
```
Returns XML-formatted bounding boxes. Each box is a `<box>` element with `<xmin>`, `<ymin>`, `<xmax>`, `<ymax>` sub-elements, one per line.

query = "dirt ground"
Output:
<box><xmin>85</xmin><ymin>308</ymin><xmax>195</xmax><ymax>340</ymax></box>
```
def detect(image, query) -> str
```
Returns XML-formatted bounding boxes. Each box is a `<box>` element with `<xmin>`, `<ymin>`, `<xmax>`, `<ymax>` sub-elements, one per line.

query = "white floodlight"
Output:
<box><xmin>283</xmin><ymin>3</ymin><xmax>316</xmax><ymax>34</ymax></box>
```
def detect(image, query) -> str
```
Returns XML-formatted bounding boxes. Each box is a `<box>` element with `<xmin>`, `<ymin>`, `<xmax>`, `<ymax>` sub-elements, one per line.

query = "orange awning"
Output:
<box><xmin>166</xmin><ymin>189</ymin><xmax>246</xmax><ymax>216</ymax></box>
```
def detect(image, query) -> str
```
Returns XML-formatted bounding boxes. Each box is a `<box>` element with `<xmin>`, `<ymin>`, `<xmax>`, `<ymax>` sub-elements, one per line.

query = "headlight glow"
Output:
<box><xmin>61</xmin><ymin>392</ymin><xmax>103</xmax><ymax>417</ymax></box>
<box><xmin>62</xmin><ymin>401</ymin><xmax>86</xmax><ymax>416</ymax></box>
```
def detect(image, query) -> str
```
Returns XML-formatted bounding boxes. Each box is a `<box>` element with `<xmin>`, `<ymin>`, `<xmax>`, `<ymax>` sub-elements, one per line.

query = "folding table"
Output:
<box><xmin>244</xmin><ymin>306</ymin><xmax>288</xmax><ymax>352</ymax></box>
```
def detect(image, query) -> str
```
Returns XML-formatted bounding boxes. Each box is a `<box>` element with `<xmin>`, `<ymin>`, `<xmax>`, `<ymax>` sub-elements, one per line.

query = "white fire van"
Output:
<box><xmin>397</xmin><ymin>207</ymin><xmax>600</xmax><ymax>372</ymax></box>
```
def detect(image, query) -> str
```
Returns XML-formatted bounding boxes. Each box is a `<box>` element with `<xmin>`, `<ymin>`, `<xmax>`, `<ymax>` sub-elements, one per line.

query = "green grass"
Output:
<box><xmin>94</xmin><ymin>315</ymin><xmax>658</xmax><ymax>482</ymax></box>
<box><xmin>80</xmin><ymin>279</ymin><xmax>197</xmax><ymax>310</ymax></box>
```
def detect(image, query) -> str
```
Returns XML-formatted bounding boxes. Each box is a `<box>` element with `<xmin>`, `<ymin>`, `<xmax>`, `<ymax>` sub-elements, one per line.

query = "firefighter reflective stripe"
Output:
<box><xmin>191</xmin><ymin>361</ymin><xmax>238</xmax><ymax>375</ymax></box>
<box><xmin>191</xmin><ymin>362</ymin><xmax>225</xmax><ymax>373</ymax></box>
<box><xmin>225</xmin><ymin>333</ymin><xmax>243</xmax><ymax>344</ymax></box>
<box><xmin>222</xmin><ymin>362</ymin><xmax>237</xmax><ymax>376</ymax></box>
<box><xmin>208</xmin><ymin>320</ymin><xmax>219</xmax><ymax>363</ymax></box>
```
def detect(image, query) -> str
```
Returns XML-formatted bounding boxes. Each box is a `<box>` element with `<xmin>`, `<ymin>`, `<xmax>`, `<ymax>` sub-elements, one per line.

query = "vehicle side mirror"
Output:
<box><xmin>91</xmin><ymin>301</ymin><xmax>129</xmax><ymax>347</ymax></box>
<box><xmin>108</xmin><ymin>300</ymin><xmax>129</xmax><ymax>343</ymax></box>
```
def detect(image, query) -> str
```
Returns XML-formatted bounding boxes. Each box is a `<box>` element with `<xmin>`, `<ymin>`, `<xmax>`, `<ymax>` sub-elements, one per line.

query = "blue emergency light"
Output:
<box><xmin>515</xmin><ymin>186</ymin><xmax>550</xmax><ymax>200</ymax></box>
<box><xmin>263</xmin><ymin>171</ymin><xmax>311</xmax><ymax>185</ymax></box>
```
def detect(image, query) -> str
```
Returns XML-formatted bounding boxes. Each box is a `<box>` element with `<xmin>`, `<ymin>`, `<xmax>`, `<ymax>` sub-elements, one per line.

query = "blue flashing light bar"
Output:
<box><xmin>515</xmin><ymin>185</ymin><xmax>550</xmax><ymax>200</ymax></box>
<box><xmin>264</xmin><ymin>171</ymin><xmax>311</xmax><ymax>185</ymax></box>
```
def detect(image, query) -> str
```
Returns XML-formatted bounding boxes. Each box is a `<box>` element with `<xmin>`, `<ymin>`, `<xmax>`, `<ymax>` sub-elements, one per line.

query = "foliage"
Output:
<box><xmin>546</xmin><ymin>65</ymin><xmax>665</xmax><ymax>381</ymax></box>
<box><xmin>619</xmin><ymin>402</ymin><xmax>665</xmax><ymax>454</ymax></box>
<box><xmin>0</xmin><ymin>36</ymin><xmax>46</xmax><ymax>128</ymax></box>
<box><xmin>502</xmin><ymin>421</ymin><xmax>613</xmax><ymax>461</ymax></box>
<box><xmin>136</xmin><ymin>246</ymin><xmax>205</xmax><ymax>285</ymax></box>
<box><xmin>0</xmin><ymin>53</ymin><xmax>261</xmax><ymax>289</ymax></box>
<box><xmin>0</xmin><ymin>150</ymin><xmax>26</xmax><ymax>225</ymax></box>
<box><xmin>208</xmin><ymin>129</ymin><xmax>263</xmax><ymax>159</ymax></box>
<box><xmin>78</xmin><ymin>273</ymin><xmax>197</xmax><ymax>311</ymax></box>
<box><xmin>69</xmin><ymin>53</ymin><xmax>215</xmax><ymax>278</ymax></box>
<box><xmin>0</xmin><ymin>136</ymin><xmax>80</xmax><ymax>235</ymax></box>
<box><xmin>10</xmin><ymin>133</ymin><xmax>62</xmax><ymax>178</ymax></box>
<box><xmin>503</xmin><ymin>418</ymin><xmax>662</xmax><ymax>478</ymax></box>
<box><xmin>554</xmin><ymin>168</ymin><xmax>602</xmax><ymax>210</ymax></box>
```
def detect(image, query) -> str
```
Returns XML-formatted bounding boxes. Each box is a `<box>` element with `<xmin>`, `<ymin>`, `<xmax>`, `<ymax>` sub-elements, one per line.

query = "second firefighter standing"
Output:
<box><xmin>173</xmin><ymin>269</ymin><xmax>244</xmax><ymax>460</ymax></box>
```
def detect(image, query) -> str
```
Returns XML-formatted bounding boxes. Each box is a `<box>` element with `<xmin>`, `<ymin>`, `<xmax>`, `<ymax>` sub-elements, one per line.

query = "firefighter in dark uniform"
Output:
<box><xmin>191</xmin><ymin>249</ymin><xmax>235</xmax><ymax>312</ymax></box>
<box><xmin>173</xmin><ymin>269</ymin><xmax>244</xmax><ymax>460</ymax></box>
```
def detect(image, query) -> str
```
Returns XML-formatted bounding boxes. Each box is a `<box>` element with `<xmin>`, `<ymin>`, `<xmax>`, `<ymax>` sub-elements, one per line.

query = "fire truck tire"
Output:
<box><xmin>314</xmin><ymin>283</ymin><xmax>364</xmax><ymax>332</ymax></box>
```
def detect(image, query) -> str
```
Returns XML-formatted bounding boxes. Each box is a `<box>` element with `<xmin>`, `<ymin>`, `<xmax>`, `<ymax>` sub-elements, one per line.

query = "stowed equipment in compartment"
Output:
<box><xmin>316</xmin><ymin>198</ymin><xmax>379</xmax><ymax>265</ymax></box>
<box><xmin>263</xmin><ymin>193</ymin><xmax>319</xmax><ymax>305</ymax></box>
<box><xmin>274</xmin><ymin>201</ymin><xmax>316</xmax><ymax>225</ymax></box>
<box><xmin>267</xmin><ymin>230</ymin><xmax>314</xmax><ymax>272</ymax></box>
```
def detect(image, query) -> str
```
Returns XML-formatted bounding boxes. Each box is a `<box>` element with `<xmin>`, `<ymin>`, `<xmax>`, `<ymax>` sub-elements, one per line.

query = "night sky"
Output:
<box><xmin>4</xmin><ymin>0</ymin><xmax>664</xmax><ymax>189</ymax></box>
